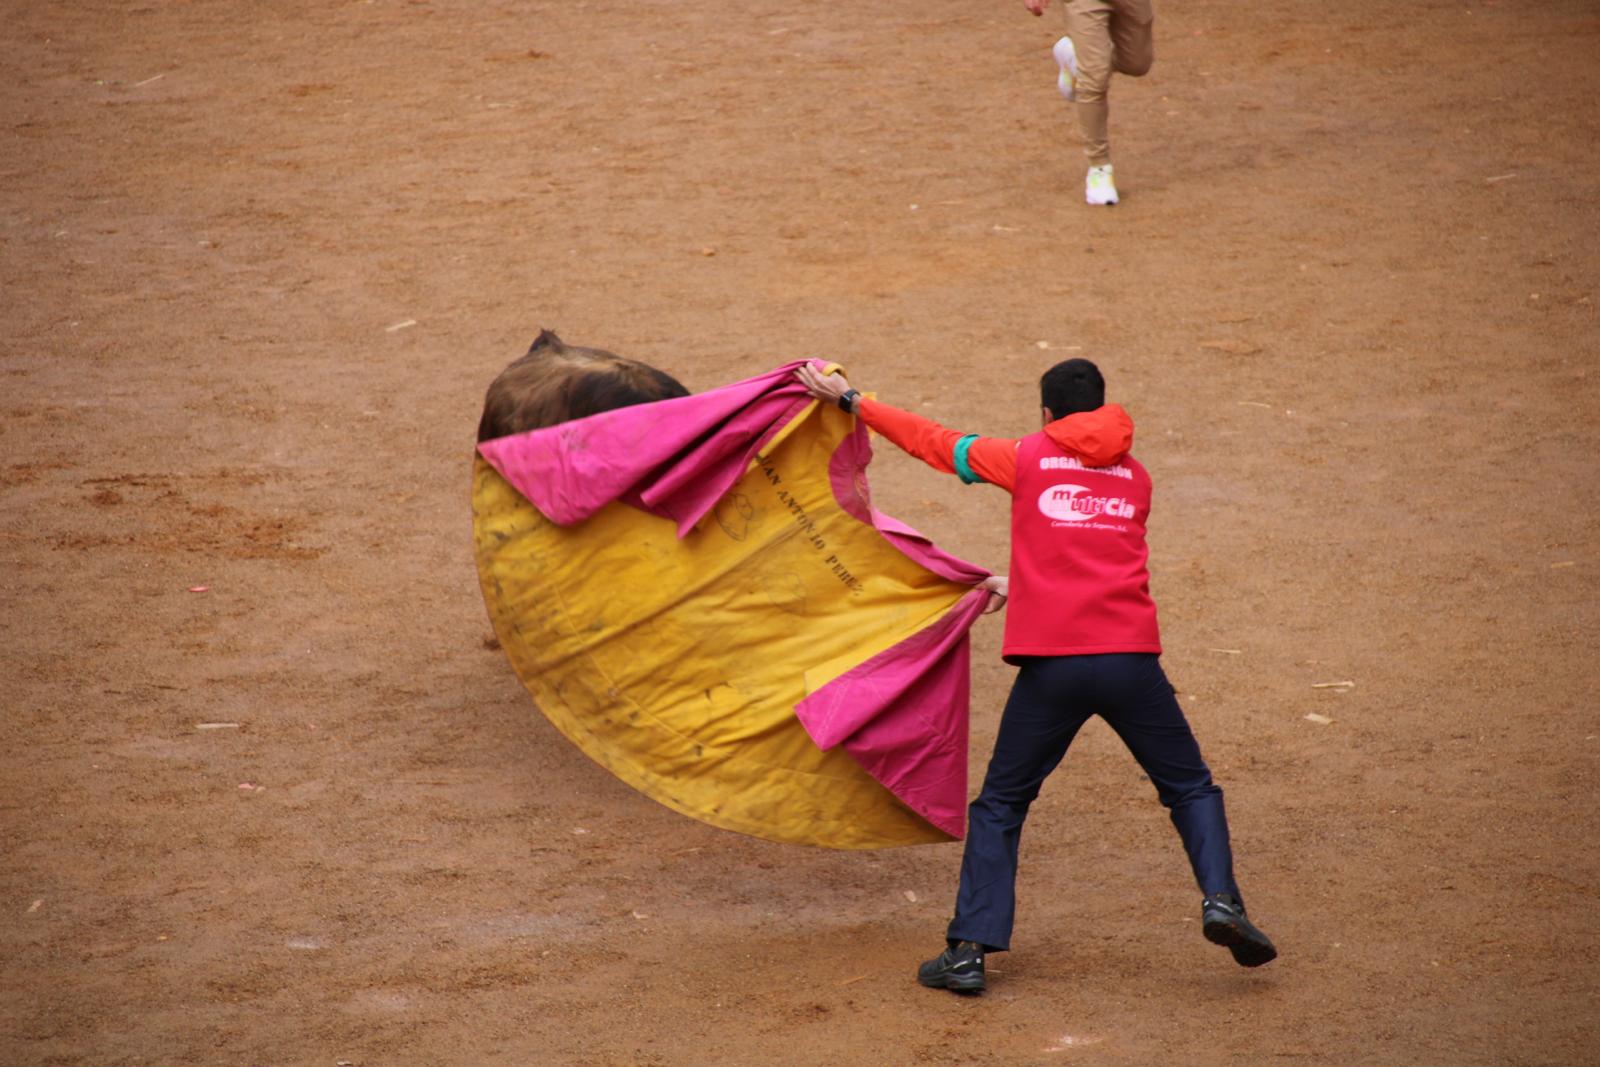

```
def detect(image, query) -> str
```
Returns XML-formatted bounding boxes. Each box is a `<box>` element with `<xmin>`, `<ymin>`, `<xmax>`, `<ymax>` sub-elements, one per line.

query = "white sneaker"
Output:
<box><xmin>1085</xmin><ymin>164</ymin><xmax>1118</xmax><ymax>205</ymax></box>
<box><xmin>1053</xmin><ymin>36</ymin><xmax>1077</xmax><ymax>101</ymax></box>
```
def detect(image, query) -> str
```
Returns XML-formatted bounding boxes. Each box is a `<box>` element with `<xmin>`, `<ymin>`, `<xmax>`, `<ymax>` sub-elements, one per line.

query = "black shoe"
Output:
<box><xmin>1202</xmin><ymin>893</ymin><xmax>1277</xmax><ymax>968</ymax></box>
<box><xmin>917</xmin><ymin>940</ymin><xmax>986</xmax><ymax>992</ymax></box>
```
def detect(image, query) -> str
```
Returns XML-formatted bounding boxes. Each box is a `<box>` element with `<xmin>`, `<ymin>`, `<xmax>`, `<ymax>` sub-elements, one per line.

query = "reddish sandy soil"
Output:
<box><xmin>3</xmin><ymin>1</ymin><xmax>1598</xmax><ymax>1064</ymax></box>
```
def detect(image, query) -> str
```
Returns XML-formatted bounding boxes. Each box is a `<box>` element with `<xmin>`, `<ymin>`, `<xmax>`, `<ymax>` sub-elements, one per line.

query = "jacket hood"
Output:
<box><xmin>1043</xmin><ymin>403</ymin><xmax>1133</xmax><ymax>466</ymax></box>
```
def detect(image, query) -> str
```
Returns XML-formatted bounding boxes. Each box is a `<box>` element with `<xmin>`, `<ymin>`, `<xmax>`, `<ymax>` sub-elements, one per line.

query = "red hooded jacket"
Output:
<box><xmin>857</xmin><ymin>399</ymin><xmax>1159</xmax><ymax>659</ymax></box>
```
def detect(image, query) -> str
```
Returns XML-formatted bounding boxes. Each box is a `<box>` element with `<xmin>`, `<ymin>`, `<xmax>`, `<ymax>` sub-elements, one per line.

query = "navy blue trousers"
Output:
<box><xmin>946</xmin><ymin>653</ymin><xmax>1240</xmax><ymax>952</ymax></box>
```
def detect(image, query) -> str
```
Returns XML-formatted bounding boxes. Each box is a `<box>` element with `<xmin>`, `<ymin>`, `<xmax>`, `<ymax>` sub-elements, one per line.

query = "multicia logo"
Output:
<box><xmin>1037</xmin><ymin>484</ymin><xmax>1136</xmax><ymax>522</ymax></box>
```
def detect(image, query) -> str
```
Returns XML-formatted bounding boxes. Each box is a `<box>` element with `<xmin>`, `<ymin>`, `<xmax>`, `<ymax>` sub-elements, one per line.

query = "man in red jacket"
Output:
<box><xmin>795</xmin><ymin>359</ymin><xmax>1276</xmax><ymax>993</ymax></box>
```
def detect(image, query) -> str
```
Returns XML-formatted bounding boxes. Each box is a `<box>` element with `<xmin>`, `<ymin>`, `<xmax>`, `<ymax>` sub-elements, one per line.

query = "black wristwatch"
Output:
<box><xmin>838</xmin><ymin>389</ymin><xmax>861</xmax><ymax>414</ymax></box>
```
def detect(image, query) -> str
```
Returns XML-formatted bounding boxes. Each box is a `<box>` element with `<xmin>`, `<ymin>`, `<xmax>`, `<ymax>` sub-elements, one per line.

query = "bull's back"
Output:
<box><xmin>477</xmin><ymin>332</ymin><xmax>690</xmax><ymax>442</ymax></box>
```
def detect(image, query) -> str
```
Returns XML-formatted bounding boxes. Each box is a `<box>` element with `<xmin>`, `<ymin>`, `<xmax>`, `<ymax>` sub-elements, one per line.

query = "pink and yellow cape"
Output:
<box><xmin>473</xmin><ymin>362</ymin><xmax>990</xmax><ymax>848</ymax></box>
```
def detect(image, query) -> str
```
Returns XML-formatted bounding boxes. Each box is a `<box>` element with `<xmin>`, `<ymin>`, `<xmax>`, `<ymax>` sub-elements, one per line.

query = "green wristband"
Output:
<box><xmin>953</xmin><ymin>434</ymin><xmax>986</xmax><ymax>485</ymax></box>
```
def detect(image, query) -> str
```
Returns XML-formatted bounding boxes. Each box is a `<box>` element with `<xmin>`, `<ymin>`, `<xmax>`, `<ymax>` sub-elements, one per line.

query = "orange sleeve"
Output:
<box><xmin>856</xmin><ymin>398</ymin><xmax>1018</xmax><ymax>492</ymax></box>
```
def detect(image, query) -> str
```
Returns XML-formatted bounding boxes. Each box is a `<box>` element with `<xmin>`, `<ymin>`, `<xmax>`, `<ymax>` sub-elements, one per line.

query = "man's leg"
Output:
<box><xmin>1108</xmin><ymin>0</ymin><xmax>1154</xmax><ymax>78</ymax></box>
<box><xmin>946</xmin><ymin>657</ymin><xmax>1093</xmax><ymax>952</ymax></box>
<box><xmin>1096</xmin><ymin>658</ymin><xmax>1277</xmax><ymax>967</ymax></box>
<box><xmin>1063</xmin><ymin>0</ymin><xmax>1115</xmax><ymax>167</ymax></box>
<box><xmin>1091</xmin><ymin>653</ymin><xmax>1239</xmax><ymax>900</ymax></box>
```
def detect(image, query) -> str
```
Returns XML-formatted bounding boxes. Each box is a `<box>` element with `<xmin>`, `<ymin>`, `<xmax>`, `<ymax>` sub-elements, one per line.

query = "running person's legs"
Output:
<box><xmin>1062</xmin><ymin>0</ymin><xmax>1153</xmax><ymax>201</ymax></box>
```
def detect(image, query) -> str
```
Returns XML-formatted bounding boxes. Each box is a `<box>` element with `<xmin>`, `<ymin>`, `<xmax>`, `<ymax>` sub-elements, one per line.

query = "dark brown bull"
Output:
<box><xmin>477</xmin><ymin>329</ymin><xmax>691</xmax><ymax>442</ymax></box>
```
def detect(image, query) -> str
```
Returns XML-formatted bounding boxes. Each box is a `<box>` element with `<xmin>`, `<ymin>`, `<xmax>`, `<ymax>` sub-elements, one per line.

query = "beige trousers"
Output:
<box><xmin>1064</xmin><ymin>0</ymin><xmax>1154</xmax><ymax>167</ymax></box>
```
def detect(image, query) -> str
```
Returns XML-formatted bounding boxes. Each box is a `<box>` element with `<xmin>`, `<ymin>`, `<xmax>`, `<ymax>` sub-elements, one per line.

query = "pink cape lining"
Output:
<box><xmin>477</xmin><ymin>361</ymin><xmax>991</xmax><ymax>840</ymax></box>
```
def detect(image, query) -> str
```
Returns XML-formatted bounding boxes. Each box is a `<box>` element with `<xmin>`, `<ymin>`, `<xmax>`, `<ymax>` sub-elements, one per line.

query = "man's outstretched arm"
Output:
<box><xmin>794</xmin><ymin>363</ymin><xmax>1134</xmax><ymax>490</ymax></box>
<box><xmin>795</xmin><ymin>364</ymin><xmax>1020</xmax><ymax>490</ymax></box>
<box><xmin>858</xmin><ymin>398</ymin><xmax>1021</xmax><ymax>490</ymax></box>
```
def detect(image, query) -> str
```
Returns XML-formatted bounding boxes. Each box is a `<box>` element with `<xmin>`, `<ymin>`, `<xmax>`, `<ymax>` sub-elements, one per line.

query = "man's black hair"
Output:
<box><xmin>1039</xmin><ymin>358</ymin><xmax>1105</xmax><ymax>420</ymax></box>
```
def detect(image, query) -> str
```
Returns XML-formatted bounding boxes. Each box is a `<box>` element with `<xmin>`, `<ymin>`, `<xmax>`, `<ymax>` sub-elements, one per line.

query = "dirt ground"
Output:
<box><xmin>3</xmin><ymin>1</ymin><xmax>1598</xmax><ymax>1064</ymax></box>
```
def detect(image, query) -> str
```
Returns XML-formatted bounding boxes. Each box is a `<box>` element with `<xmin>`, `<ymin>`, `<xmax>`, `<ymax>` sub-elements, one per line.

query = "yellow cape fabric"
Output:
<box><xmin>473</xmin><ymin>400</ymin><xmax>970</xmax><ymax>848</ymax></box>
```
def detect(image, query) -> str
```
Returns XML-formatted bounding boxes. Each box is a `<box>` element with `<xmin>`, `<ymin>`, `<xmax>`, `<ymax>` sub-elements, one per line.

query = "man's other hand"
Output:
<box><xmin>980</xmin><ymin>575</ymin><xmax>1010</xmax><ymax>614</ymax></box>
<box><xmin>1023</xmin><ymin>0</ymin><xmax>1047</xmax><ymax>15</ymax></box>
